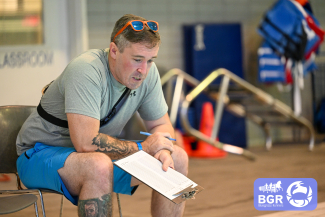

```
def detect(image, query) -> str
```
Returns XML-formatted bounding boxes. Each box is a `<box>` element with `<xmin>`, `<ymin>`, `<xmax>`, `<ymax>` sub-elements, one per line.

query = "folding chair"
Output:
<box><xmin>0</xmin><ymin>105</ymin><xmax>64</xmax><ymax>217</ymax></box>
<box><xmin>0</xmin><ymin>105</ymin><xmax>123</xmax><ymax>217</ymax></box>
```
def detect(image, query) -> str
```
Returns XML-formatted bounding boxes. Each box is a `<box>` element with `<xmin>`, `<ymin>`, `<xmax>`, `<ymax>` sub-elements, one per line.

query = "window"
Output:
<box><xmin>0</xmin><ymin>0</ymin><xmax>43</xmax><ymax>46</ymax></box>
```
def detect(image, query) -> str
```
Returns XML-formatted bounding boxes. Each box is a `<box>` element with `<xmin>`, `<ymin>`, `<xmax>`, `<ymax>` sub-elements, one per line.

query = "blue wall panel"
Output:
<box><xmin>183</xmin><ymin>23</ymin><xmax>247</xmax><ymax>148</ymax></box>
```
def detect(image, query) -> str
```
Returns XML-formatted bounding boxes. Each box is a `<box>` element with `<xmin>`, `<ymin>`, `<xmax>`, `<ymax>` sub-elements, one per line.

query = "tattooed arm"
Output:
<box><xmin>91</xmin><ymin>133</ymin><xmax>137</xmax><ymax>159</ymax></box>
<box><xmin>67</xmin><ymin>113</ymin><xmax>174</xmax><ymax>160</ymax></box>
<box><xmin>67</xmin><ymin>113</ymin><xmax>137</xmax><ymax>160</ymax></box>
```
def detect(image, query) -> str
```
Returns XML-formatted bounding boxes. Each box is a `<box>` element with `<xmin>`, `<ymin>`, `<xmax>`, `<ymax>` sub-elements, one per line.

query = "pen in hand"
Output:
<box><xmin>140</xmin><ymin>131</ymin><xmax>176</xmax><ymax>141</ymax></box>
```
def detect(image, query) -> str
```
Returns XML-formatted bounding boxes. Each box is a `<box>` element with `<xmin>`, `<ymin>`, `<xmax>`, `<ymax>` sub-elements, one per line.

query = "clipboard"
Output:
<box><xmin>114</xmin><ymin>150</ymin><xmax>204</xmax><ymax>204</ymax></box>
<box><xmin>172</xmin><ymin>185</ymin><xmax>204</xmax><ymax>204</ymax></box>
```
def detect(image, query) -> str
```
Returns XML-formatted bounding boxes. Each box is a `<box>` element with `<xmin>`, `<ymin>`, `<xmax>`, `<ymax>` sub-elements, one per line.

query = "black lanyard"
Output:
<box><xmin>37</xmin><ymin>87</ymin><xmax>131</xmax><ymax>128</ymax></box>
<box><xmin>100</xmin><ymin>88</ymin><xmax>131</xmax><ymax>127</ymax></box>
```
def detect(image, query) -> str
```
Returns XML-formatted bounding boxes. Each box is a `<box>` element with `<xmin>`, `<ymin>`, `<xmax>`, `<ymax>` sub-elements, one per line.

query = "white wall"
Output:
<box><xmin>0</xmin><ymin>0</ymin><xmax>89</xmax><ymax>106</ymax></box>
<box><xmin>0</xmin><ymin>0</ymin><xmax>69</xmax><ymax>106</ymax></box>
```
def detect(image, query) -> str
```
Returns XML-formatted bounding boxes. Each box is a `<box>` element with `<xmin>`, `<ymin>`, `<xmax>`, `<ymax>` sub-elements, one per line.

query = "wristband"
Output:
<box><xmin>136</xmin><ymin>142</ymin><xmax>143</xmax><ymax>151</ymax></box>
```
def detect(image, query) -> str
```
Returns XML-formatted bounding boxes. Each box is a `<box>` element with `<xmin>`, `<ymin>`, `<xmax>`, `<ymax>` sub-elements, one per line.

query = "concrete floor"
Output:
<box><xmin>1</xmin><ymin>143</ymin><xmax>325</xmax><ymax>217</ymax></box>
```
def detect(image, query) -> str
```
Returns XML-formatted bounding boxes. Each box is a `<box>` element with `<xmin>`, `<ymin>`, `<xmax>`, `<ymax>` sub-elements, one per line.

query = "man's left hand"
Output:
<box><xmin>154</xmin><ymin>149</ymin><xmax>174</xmax><ymax>172</ymax></box>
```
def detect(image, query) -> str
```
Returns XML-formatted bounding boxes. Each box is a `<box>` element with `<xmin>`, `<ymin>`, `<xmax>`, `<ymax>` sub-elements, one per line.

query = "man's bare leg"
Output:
<box><xmin>151</xmin><ymin>146</ymin><xmax>189</xmax><ymax>217</ymax></box>
<box><xmin>58</xmin><ymin>152</ymin><xmax>114</xmax><ymax>217</ymax></box>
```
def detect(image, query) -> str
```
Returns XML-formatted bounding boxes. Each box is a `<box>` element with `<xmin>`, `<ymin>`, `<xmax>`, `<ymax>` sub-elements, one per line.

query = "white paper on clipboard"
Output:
<box><xmin>114</xmin><ymin>150</ymin><xmax>203</xmax><ymax>203</ymax></box>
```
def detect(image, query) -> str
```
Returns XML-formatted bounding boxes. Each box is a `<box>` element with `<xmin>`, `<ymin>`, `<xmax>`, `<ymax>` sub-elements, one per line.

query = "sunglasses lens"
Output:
<box><xmin>147</xmin><ymin>22</ymin><xmax>158</xmax><ymax>31</ymax></box>
<box><xmin>131</xmin><ymin>21</ymin><xmax>144</xmax><ymax>31</ymax></box>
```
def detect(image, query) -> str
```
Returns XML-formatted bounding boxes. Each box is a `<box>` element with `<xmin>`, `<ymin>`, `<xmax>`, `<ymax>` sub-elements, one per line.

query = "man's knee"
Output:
<box><xmin>58</xmin><ymin>152</ymin><xmax>114</xmax><ymax>196</ymax></box>
<box><xmin>172</xmin><ymin>146</ymin><xmax>189</xmax><ymax>176</ymax></box>
<box><xmin>62</xmin><ymin>152</ymin><xmax>113</xmax><ymax>188</ymax></box>
<box><xmin>81</xmin><ymin>153</ymin><xmax>114</xmax><ymax>181</ymax></box>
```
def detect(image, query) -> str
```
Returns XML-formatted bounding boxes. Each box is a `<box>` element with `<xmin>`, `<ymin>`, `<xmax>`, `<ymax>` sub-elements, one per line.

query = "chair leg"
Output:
<box><xmin>15</xmin><ymin>173</ymin><xmax>45</xmax><ymax>216</ymax></box>
<box><xmin>116</xmin><ymin>193</ymin><xmax>123</xmax><ymax>217</ymax></box>
<box><xmin>37</xmin><ymin>190</ymin><xmax>46</xmax><ymax>217</ymax></box>
<box><xmin>59</xmin><ymin>194</ymin><xmax>64</xmax><ymax>217</ymax></box>
<box><xmin>34</xmin><ymin>202</ymin><xmax>39</xmax><ymax>217</ymax></box>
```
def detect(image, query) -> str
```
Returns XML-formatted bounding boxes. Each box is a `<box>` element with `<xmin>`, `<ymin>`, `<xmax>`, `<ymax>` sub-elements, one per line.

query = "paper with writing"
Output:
<box><xmin>114</xmin><ymin>150</ymin><xmax>200</xmax><ymax>201</ymax></box>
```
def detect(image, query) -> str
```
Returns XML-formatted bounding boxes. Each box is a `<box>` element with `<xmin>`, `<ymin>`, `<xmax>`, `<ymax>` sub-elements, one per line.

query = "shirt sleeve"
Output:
<box><xmin>61</xmin><ymin>57</ymin><xmax>102</xmax><ymax>120</ymax></box>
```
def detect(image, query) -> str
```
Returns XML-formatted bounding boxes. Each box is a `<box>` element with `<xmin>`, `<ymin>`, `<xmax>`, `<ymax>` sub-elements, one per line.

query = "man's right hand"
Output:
<box><xmin>140</xmin><ymin>132</ymin><xmax>174</xmax><ymax>156</ymax></box>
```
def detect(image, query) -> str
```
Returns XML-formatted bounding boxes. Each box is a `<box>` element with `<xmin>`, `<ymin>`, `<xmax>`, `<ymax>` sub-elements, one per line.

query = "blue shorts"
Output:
<box><xmin>17</xmin><ymin>143</ymin><xmax>138</xmax><ymax>206</ymax></box>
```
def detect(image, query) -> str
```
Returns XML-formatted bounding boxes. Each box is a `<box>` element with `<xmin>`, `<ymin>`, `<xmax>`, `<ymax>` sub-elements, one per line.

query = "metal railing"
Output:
<box><xmin>161</xmin><ymin>68</ymin><xmax>201</xmax><ymax>127</ymax></box>
<box><xmin>161</xmin><ymin>69</ymin><xmax>256</xmax><ymax>161</ymax></box>
<box><xmin>177</xmin><ymin>68</ymin><xmax>314</xmax><ymax>156</ymax></box>
<box><xmin>161</xmin><ymin>69</ymin><xmax>272</xmax><ymax>148</ymax></box>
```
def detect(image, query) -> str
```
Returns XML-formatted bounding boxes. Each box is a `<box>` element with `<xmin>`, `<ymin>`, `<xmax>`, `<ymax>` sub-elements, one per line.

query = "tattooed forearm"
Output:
<box><xmin>92</xmin><ymin>133</ymin><xmax>136</xmax><ymax>159</ymax></box>
<box><xmin>78</xmin><ymin>193</ymin><xmax>112</xmax><ymax>217</ymax></box>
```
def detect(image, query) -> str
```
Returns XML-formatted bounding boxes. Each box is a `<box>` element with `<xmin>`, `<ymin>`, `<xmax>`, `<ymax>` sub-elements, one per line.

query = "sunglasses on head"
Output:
<box><xmin>113</xmin><ymin>20</ymin><xmax>159</xmax><ymax>42</ymax></box>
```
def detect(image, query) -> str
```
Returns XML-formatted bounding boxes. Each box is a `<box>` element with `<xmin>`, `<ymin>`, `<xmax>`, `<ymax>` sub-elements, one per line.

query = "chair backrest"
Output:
<box><xmin>0</xmin><ymin>106</ymin><xmax>36</xmax><ymax>173</ymax></box>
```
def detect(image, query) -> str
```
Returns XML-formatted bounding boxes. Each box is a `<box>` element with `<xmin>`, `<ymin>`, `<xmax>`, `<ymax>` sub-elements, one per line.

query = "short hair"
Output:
<box><xmin>111</xmin><ymin>14</ymin><xmax>161</xmax><ymax>52</ymax></box>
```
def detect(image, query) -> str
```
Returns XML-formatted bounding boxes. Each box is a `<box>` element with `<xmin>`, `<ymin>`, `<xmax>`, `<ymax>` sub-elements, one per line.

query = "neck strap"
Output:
<box><xmin>37</xmin><ymin>86</ymin><xmax>131</xmax><ymax>128</ymax></box>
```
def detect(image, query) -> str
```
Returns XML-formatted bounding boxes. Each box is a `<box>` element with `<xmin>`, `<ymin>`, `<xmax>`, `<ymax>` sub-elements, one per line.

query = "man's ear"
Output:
<box><xmin>109</xmin><ymin>42</ymin><xmax>118</xmax><ymax>59</ymax></box>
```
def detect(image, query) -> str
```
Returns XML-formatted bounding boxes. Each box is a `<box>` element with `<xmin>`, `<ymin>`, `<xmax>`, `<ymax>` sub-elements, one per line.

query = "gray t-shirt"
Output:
<box><xmin>16</xmin><ymin>49</ymin><xmax>168</xmax><ymax>156</ymax></box>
